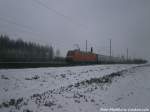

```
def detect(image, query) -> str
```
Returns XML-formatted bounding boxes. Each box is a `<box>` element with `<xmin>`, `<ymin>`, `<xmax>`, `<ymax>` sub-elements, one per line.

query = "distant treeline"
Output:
<box><xmin>0</xmin><ymin>35</ymin><xmax>54</xmax><ymax>62</ymax></box>
<box><xmin>0</xmin><ymin>34</ymin><xmax>148</xmax><ymax>65</ymax></box>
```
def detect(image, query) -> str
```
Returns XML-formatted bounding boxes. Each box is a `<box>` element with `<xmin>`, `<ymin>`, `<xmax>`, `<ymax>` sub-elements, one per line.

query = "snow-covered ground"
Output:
<box><xmin>0</xmin><ymin>64</ymin><xmax>150</xmax><ymax>112</ymax></box>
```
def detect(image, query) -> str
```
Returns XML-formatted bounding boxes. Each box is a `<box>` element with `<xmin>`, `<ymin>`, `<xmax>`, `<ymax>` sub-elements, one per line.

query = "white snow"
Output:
<box><xmin>0</xmin><ymin>64</ymin><xmax>150</xmax><ymax>112</ymax></box>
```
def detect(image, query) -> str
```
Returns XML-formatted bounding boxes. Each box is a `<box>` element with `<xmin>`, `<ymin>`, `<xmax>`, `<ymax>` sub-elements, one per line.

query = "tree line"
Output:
<box><xmin>0</xmin><ymin>34</ymin><xmax>147</xmax><ymax>64</ymax></box>
<box><xmin>0</xmin><ymin>35</ymin><xmax>54</xmax><ymax>62</ymax></box>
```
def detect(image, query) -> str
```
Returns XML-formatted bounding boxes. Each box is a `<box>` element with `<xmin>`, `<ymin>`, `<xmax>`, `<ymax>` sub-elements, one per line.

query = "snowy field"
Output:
<box><xmin>0</xmin><ymin>64</ymin><xmax>150</xmax><ymax>112</ymax></box>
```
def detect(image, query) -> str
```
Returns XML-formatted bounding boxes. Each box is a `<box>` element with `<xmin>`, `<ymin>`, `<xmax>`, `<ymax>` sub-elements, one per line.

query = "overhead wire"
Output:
<box><xmin>0</xmin><ymin>0</ymin><xmax>90</xmax><ymax>51</ymax></box>
<box><xmin>0</xmin><ymin>16</ymin><xmax>48</xmax><ymax>38</ymax></box>
<box><xmin>31</xmin><ymin>0</ymin><xmax>88</xmax><ymax>29</ymax></box>
<box><xmin>0</xmin><ymin>0</ymin><xmax>88</xmax><ymax>38</ymax></box>
<box><xmin>0</xmin><ymin>0</ymin><xmax>89</xmax><ymax>36</ymax></box>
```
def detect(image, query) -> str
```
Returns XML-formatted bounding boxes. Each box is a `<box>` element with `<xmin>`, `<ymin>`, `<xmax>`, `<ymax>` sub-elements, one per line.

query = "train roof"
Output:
<box><xmin>68</xmin><ymin>50</ymin><xmax>96</xmax><ymax>54</ymax></box>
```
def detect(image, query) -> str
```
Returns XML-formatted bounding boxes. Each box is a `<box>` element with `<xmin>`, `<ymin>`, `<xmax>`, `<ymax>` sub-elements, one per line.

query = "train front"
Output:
<box><xmin>66</xmin><ymin>50</ymin><xmax>75</xmax><ymax>63</ymax></box>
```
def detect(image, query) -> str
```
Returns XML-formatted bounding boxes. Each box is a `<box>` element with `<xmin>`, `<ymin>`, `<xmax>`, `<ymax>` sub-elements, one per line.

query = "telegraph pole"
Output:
<box><xmin>127</xmin><ymin>48</ymin><xmax>128</xmax><ymax>60</ymax></box>
<box><xmin>110</xmin><ymin>39</ymin><xmax>112</xmax><ymax>57</ymax></box>
<box><xmin>86</xmin><ymin>40</ymin><xmax>87</xmax><ymax>52</ymax></box>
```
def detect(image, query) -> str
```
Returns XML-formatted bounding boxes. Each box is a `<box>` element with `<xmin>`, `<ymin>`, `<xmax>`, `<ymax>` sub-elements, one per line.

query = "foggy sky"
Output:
<box><xmin>0</xmin><ymin>0</ymin><xmax>150</xmax><ymax>60</ymax></box>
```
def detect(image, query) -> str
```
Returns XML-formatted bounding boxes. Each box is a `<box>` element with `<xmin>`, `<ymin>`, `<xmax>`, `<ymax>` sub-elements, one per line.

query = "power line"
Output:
<box><xmin>0</xmin><ymin>16</ymin><xmax>55</xmax><ymax>46</ymax></box>
<box><xmin>0</xmin><ymin>16</ymin><xmax>46</xmax><ymax>38</ymax></box>
<box><xmin>31</xmin><ymin>0</ymin><xmax>87</xmax><ymax>29</ymax></box>
<box><xmin>0</xmin><ymin>17</ymin><xmax>32</xmax><ymax>31</ymax></box>
<box><xmin>110</xmin><ymin>39</ymin><xmax>112</xmax><ymax>57</ymax></box>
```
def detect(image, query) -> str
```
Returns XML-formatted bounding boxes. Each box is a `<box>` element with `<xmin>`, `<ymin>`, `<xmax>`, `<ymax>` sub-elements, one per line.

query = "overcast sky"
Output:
<box><xmin>0</xmin><ymin>0</ymin><xmax>150</xmax><ymax>60</ymax></box>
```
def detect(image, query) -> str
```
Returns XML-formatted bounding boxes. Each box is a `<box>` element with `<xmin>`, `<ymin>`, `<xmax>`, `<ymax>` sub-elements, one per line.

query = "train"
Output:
<box><xmin>66</xmin><ymin>49</ymin><xmax>123</xmax><ymax>64</ymax></box>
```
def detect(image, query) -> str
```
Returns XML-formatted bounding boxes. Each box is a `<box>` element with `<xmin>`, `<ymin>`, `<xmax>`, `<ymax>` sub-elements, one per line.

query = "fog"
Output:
<box><xmin>0</xmin><ymin>0</ymin><xmax>150</xmax><ymax>60</ymax></box>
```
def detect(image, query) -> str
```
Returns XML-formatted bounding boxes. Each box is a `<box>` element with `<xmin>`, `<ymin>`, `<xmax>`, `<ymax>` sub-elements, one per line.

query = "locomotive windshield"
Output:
<box><xmin>67</xmin><ymin>51</ymin><xmax>75</xmax><ymax>56</ymax></box>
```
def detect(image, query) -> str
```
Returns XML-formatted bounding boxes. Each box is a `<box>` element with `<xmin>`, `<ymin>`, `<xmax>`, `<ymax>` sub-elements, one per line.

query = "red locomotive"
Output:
<box><xmin>66</xmin><ymin>45</ymin><xmax>147</xmax><ymax>64</ymax></box>
<box><xmin>66</xmin><ymin>49</ymin><xmax>97</xmax><ymax>64</ymax></box>
<box><xmin>66</xmin><ymin>48</ymin><xmax>123</xmax><ymax>64</ymax></box>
